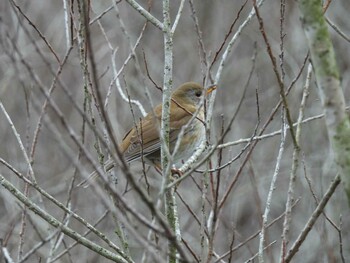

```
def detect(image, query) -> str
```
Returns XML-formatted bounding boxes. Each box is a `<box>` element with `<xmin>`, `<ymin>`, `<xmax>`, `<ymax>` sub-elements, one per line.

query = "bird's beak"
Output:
<box><xmin>206</xmin><ymin>84</ymin><xmax>217</xmax><ymax>95</ymax></box>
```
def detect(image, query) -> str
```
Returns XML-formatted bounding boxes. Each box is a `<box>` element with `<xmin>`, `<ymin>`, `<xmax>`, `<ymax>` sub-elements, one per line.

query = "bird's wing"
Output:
<box><xmin>120</xmin><ymin>102</ymin><xmax>194</xmax><ymax>162</ymax></box>
<box><xmin>120</xmin><ymin>104</ymin><xmax>162</xmax><ymax>162</ymax></box>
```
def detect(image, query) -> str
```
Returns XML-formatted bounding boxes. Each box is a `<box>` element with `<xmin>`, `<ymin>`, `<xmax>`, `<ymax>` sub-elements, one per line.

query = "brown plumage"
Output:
<box><xmin>104</xmin><ymin>82</ymin><xmax>216</xmax><ymax>172</ymax></box>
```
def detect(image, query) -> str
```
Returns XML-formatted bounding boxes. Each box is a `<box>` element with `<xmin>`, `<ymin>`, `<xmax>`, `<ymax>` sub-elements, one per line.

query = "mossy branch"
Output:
<box><xmin>299</xmin><ymin>0</ymin><xmax>350</xmax><ymax>204</ymax></box>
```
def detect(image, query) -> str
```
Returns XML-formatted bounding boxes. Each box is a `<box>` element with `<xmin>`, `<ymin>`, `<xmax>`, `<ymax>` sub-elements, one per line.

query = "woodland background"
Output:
<box><xmin>0</xmin><ymin>0</ymin><xmax>349</xmax><ymax>262</ymax></box>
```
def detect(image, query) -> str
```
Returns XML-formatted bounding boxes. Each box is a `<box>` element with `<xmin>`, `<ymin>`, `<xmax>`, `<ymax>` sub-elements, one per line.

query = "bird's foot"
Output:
<box><xmin>171</xmin><ymin>167</ymin><xmax>183</xmax><ymax>178</ymax></box>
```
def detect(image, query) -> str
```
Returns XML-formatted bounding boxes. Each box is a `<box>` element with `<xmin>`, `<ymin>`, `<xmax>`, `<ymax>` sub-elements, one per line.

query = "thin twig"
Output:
<box><xmin>9</xmin><ymin>0</ymin><xmax>61</xmax><ymax>64</ymax></box>
<box><xmin>285</xmin><ymin>174</ymin><xmax>341</xmax><ymax>262</ymax></box>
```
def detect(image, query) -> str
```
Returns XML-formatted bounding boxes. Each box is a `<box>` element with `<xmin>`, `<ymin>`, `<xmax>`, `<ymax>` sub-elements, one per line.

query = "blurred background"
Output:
<box><xmin>0</xmin><ymin>0</ymin><xmax>349</xmax><ymax>262</ymax></box>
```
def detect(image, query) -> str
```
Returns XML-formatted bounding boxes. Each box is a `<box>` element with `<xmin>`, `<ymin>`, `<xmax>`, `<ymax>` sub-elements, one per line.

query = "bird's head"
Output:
<box><xmin>171</xmin><ymin>82</ymin><xmax>217</xmax><ymax>106</ymax></box>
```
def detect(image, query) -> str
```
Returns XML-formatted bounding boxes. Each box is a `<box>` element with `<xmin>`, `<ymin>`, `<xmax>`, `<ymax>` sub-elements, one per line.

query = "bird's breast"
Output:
<box><xmin>171</xmin><ymin>119</ymin><xmax>206</xmax><ymax>166</ymax></box>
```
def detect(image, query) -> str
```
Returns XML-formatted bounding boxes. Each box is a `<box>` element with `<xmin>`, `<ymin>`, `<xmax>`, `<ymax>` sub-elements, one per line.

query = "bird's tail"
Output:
<box><xmin>77</xmin><ymin>159</ymin><xmax>115</xmax><ymax>188</ymax></box>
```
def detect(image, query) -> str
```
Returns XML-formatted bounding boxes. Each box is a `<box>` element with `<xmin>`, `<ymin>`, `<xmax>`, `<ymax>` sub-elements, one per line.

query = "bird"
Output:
<box><xmin>88</xmin><ymin>82</ymin><xmax>216</xmax><ymax>181</ymax></box>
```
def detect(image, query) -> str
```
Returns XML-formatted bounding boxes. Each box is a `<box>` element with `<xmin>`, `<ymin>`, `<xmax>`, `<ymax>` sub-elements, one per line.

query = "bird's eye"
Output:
<box><xmin>195</xmin><ymin>90</ymin><xmax>202</xmax><ymax>97</ymax></box>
